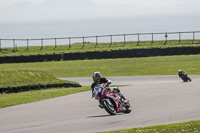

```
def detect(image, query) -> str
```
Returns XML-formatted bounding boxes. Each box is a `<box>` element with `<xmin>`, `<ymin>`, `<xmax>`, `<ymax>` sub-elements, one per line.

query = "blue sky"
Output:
<box><xmin>0</xmin><ymin>0</ymin><xmax>199</xmax><ymax>23</ymax></box>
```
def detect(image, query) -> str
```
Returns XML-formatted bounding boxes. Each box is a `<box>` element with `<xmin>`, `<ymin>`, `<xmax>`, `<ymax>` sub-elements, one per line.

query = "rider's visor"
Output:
<box><xmin>93</xmin><ymin>77</ymin><xmax>99</xmax><ymax>82</ymax></box>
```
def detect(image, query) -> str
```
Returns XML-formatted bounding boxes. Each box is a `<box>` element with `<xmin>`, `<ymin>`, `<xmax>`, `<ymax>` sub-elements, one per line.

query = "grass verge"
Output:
<box><xmin>0</xmin><ymin>86</ymin><xmax>90</xmax><ymax>108</ymax></box>
<box><xmin>0</xmin><ymin>40</ymin><xmax>200</xmax><ymax>56</ymax></box>
<box><xmin>0</xmin><ymin>70</ymin><xmax>76</xmax><ymax>88</ymax></box>
<box><xmin>100</xmin><ymin>120</ymin><xmax>200</xmax><ymax>133</ymax></box>
<box><xmin>0</xmin><ymin>70</ymin><xmax>83</xmax><ymax>108</ymax></box>
<box><xmin>0</xmin><ymin>54</ymin><xmax>199</xmax><ymax>78</ymax></box>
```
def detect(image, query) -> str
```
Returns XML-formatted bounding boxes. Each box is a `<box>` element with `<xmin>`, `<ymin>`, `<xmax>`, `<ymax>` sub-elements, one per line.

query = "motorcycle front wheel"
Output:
<box><xmin>125</xmin><ymin>103</ymin><xmax>132</xmax><ymax>114</ymax></box>
<box><xmin>101</xmin><ymin>99</ymin><xmax>116</xmax><ymax>115</ymax></box>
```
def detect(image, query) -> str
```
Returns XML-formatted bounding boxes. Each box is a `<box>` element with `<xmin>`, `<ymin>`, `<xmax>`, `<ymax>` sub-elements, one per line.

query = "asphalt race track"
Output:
<box><xmin>1</xmin><ymin>75</ymin><xmax>200</xmax><ymax>133</ymax></box>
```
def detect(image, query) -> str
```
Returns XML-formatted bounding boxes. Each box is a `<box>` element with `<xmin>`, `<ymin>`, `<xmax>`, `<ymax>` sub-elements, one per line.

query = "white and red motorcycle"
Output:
<box><xmin>92</xmin><ymin>84</ymin><xmax>132</xmax><ymax>115</ymax></box>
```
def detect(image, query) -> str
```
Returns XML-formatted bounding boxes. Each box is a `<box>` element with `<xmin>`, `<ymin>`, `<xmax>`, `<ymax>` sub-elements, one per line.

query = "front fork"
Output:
<box><xmin>100</xmin><ymin>98</ymin><xmax>112</xmax><ymax>106</ymax></box>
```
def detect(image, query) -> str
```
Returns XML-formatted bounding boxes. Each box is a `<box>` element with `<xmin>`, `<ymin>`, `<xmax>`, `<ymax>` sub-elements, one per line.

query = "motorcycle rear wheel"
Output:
<box><xmin>101</xmin><ymin>100</ymin><xmax>116</xmax><ymax>115</ymax></box>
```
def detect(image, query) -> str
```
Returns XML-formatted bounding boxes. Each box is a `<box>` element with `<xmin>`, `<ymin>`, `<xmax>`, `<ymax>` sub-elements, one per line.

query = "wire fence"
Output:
<box><xmin>0</xmin><ymin>31</ymin><xmax>200</xmax><ymax>50</ymax></box>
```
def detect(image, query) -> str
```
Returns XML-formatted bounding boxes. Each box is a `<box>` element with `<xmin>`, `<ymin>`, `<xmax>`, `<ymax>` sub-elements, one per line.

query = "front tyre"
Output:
<box><xmin>125</xmin><ymin>103</ymin><xmax>132</xmax><ymax>114</ymax></box>
<box><xmin>101</xmin><ymin>99</ymin><xmax>116</xmax><ymax>115</ymax></box>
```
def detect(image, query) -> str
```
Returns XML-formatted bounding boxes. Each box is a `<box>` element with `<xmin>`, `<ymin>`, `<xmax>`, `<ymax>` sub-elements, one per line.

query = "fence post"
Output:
<box><xmin>55</xmin><ymin>38</ymin><xmax>57</xmax><ymax>48</ymax></box>
<box><xmin>13</xmin><ymin>39</ymin><xmax>15</xmax><ymax>51</ymax></box>
<box><xmin>178</xmin><ymin>32</ymin><xmax>181</xmax><ymax>44</ymax></box>
<box><xmin>0</xmin><ymin>39</ymin><xmax>1</xmax><ymax>51</ymax></box>
<box><xmin>82</xmin><ymin>37</ymin><xmax>85</xmax><ymax>49</ymax></box>
<box><xmin>192</xmin><ymin>32</ymin><xmax>195</xmax><ymax>44</ymax></box>
<box><xmin>41</xmin><ymin>39</ymin><xmax>43</xmax><ymax>49</ymax></box>
<box><xmin>123</xmin><ymin>34</ymin><xmax>126</xmax><ymax>46</ymax></box>
<box><xmin>151</xmin><ymin>33</ymin><xmax>154</xmax><ymax>45</ymax></box>
<box><xmin>68</xmin><ymin>37</ymin><xmax>71</xmax><ymax>49</ymax></box>
<box><xmin>95</xmin><ymin>36</ymin><xmax>98</xmax><ymax>48</ymax></box>
<box><xmin>26</xmin><ymin>39</ymin><xmax>29</xmax><ymax>50</ymax></box>
<box><xmin>109</xmin><ymin>35</ymin><xmax>112</xmax><ymax>47</ymax></box>
<box><xmin>164</xmin><ymin>33</ymin><xmax>168</xmax><ymax>45</ymax></box>
<box><xmin>137</xmin><ymin>34</ymin><xmax>140</xmax><ymax>46</ymax></box>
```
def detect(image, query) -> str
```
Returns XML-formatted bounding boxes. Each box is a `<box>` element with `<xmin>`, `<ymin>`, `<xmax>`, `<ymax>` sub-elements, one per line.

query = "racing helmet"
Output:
<box><xmin>92</xmin><ymin>72</ymin><xmax>101</xmax><ymax>83</ymax></box>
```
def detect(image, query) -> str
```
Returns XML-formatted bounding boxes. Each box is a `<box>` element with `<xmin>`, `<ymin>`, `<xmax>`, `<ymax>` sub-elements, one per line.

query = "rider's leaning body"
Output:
<box><xmin>91</xmin><ymin>72</ymin><xmax>126</xmax><ymax>101</ymax></box>
<box><xmin>178</xmin><ymin>70</ymin><xmax>186</xmax><ymax>78</ymax></box>
<box><xmin>178</xmin><ymin>70</ymin><xmax>191</xmax><ymax>82</ymax></box>
<box><xmin>91</xmin><ymin>76</ymin><xmax>111</xmax><ymax>94</ymax></box>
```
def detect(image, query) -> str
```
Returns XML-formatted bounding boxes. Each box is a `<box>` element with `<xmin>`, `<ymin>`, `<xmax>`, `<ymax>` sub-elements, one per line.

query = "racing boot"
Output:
<box><xmin>113</xmin><ymin>87</ymin><xmax>129</xmax><ymax>105</ymax></box>
<box><xmin>120</xmin><ymin>95</ymin><xmax>129</xmax><ymax>107</ymax></box>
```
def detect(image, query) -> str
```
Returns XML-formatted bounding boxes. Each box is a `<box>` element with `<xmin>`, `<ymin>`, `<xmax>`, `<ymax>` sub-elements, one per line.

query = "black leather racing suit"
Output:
<box><xmin>91</xmin><ymin>77</ymin><xmax>109</xmax><ymax>93</ymax></box>
<box><xmin>91</xmin><ymin>77</ymin><xmax>124</xmax><ymax>98</ymax></box>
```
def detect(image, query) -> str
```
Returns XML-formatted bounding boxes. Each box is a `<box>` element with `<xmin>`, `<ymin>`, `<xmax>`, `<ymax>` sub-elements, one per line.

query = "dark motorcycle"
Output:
<box><xmin>178</xmin><ymin>70</ymin><xmax>192</xmax><ymax>82</ymax></box>
<box><xmin>181</xmin><ymin>74</ymin><xmax>192</xmax><ymax>82</ymax></box>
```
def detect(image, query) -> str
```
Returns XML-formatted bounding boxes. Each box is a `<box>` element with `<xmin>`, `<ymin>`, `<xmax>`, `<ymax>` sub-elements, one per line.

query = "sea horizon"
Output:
<box><xmin>0</xmin><ymin>15</ymin><xmax>200</xmax><ymax>48</ymax></box>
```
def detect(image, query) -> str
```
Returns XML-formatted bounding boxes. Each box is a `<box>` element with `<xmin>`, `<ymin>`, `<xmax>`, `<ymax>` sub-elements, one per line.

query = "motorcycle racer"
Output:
<box><xmin>91</xmin><ymin>72</ymin><xmax>127</xmax><ymax>108</ymax></box>
<box><xmin>178</xmin><ymin>70</ymin><xmax>192</xmax><ymax>82</ymax></box>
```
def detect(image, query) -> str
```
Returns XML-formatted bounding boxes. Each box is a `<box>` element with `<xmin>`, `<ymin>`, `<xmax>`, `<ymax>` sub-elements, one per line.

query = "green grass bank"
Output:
<box><xmin>0</xmin><ymin>70</ymin><xmax>75</xmax><ymax>88</ymax></box>
<box><xmin>1</xmin><ymin>40</ymin><xmax>200</xmax><ymax>57</ymax></box>
<box><xmin>100</xmin><ymin>120</ymin><xmax>200</xmax><ymax>133</ymax></box>
<box><xmin>0</xmin><ymin>86</ymin><xmax>90</xmax><ymax>108</ymax></box>
<box><xmin>0</xmin><ymin>54</ymin><xmax>199</xmax><ymax>78</ymax></box>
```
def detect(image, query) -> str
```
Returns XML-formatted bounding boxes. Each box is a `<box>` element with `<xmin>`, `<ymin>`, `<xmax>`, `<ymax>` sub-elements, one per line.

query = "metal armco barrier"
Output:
<box><xmin>0</xmin><ymin>46</ymin><xmax>200</xmax><ymax>64</ymax></box>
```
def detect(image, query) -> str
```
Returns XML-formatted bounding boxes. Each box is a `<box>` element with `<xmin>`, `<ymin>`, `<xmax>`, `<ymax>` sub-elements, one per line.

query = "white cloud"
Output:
<box><xmin>90</xmin><ymin>0</ymin><xmax>199</xmax><ymax>7</ymax></box>
<box><xmin>0</xmin><ymin>0</ymin><xmax>199</xmax><ymax>23</ymax></box>
<box><xmin>0</xmin><ymin>0</ymin><xmax>47</xmax><ymax>8</ymax></box>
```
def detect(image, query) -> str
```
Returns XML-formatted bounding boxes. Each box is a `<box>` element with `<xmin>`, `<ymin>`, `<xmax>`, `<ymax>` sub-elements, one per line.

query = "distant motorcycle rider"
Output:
<box><xmin>91</xmin><ymin>72</ymin><xmax>127</xmax><ymax>108</ymax></box>
<box><xmin>178</xmin><ymin>70</ymin><xmax>191</xmax><ymax>82</ymax></box>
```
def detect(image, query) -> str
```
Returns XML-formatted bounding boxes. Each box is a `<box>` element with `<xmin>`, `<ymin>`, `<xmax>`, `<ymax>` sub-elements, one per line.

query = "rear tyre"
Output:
<box><xmin>101</xmin><ymin>100</ymin><xmax>116</xmax><ymax>115</ymax></box>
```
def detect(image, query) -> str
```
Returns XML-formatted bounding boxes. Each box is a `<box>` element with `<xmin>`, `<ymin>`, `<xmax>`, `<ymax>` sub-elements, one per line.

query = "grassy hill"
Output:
<box><xmin>0</xmin><ymin>70</ymin><xmax>76</xmax><ymax>88</ymax></box>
